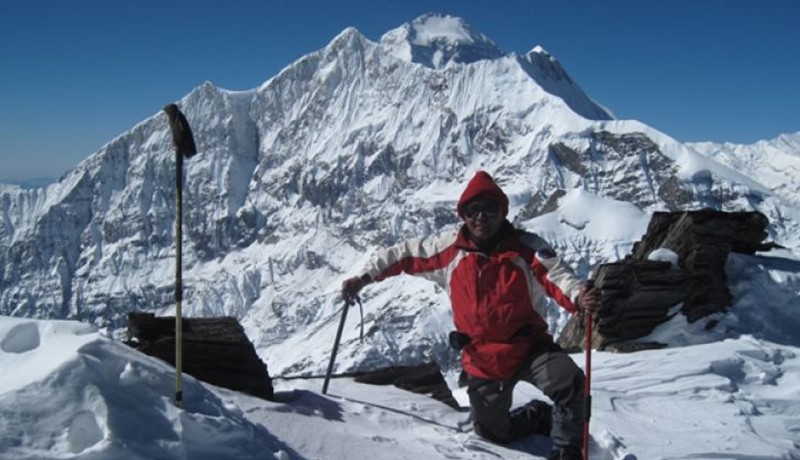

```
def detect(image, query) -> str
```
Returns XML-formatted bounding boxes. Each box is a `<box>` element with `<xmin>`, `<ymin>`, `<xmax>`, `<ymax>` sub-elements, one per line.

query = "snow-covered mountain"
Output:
<box><xmin>688</xmin><ymin>132</ymin><xmax>800</xmax><ymax>207</ymax></box>
<box><xmin>1</xmin><ymin>13</ymin><xmax>799</xmax><ymax>384</ymax></box>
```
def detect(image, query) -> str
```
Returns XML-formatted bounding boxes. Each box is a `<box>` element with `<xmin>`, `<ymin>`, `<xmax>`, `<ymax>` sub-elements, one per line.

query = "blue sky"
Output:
<box><xmin>1</xmin><ymin>0</ymin><xmax>798</xmax><ymax>182</ymax></box>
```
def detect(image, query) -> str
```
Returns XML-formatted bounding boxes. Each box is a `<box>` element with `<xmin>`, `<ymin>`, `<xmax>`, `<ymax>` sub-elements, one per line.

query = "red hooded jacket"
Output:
<box><xmin>361</xmin><ymin>173</ymin><xmax>582</xmax><ymax>380</ymax></box>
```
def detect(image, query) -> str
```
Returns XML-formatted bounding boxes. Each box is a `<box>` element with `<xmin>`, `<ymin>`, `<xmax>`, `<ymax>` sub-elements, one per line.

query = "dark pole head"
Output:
<box><xmin>163</xmin><ymin>103</ymin><xmax>198</xmax><ymax>158</ymax></box>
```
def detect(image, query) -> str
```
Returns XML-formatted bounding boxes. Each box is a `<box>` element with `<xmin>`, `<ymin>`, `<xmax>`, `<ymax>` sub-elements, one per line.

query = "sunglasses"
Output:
<box><xmin>463</xmin><ymin>201</ymin><xmax>501</xmax><ymax>219</ymax></box>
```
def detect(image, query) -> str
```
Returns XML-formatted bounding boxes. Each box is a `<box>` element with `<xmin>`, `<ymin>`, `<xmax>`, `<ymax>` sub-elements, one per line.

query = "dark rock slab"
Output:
<box><xmin>354</xmin><ymin>362</ymin><xmax>460</xmax><ymax>409</ymax></box>
<box><xmin>126</xmin><ymin>313</ymin><xmax>274</xmax><ymax>400</ymax></box>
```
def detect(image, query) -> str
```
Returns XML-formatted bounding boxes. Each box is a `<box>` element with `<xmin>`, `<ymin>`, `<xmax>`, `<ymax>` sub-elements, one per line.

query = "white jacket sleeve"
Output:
<box><xmin>361</xmin><ymin>231</ymin><xmax>460</xmax><ymax>289</ymax></box>
<box><xmin>521</xmin><ymin>232</ymin><xmax>585</xmax><ymax>313</ymax></box>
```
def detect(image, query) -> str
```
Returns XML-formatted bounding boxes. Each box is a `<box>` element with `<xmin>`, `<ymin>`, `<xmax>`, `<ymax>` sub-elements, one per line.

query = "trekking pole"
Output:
<box><xmin>163</xmin><ymin>103</ymin><xmax>197</xmax><ymax>408</ymax></box>
<box><xmin>584</xmin><ymin>309</ymin><xmax>592</xmax><ymax>459</ymax></box>
<box><xmin>583</xmin><ymin>280</ymin><xmax>595</xmax><ymax>460</ymax></box>
<box><xmin>322</xmin><ymin>299</ymin><xmax>352</xmax><ymax>395</ymax></box>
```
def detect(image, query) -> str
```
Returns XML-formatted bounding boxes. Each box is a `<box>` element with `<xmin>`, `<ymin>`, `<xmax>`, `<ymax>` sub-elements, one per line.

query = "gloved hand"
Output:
<box><xmin>342</xmin><ymin>274</ymin><xmax>371</xmax><ymax>305</ymax></box>
<box><xmin>578</xmin><ymin>282</ymin><xmax>600</xmax><ymax>316</ymax></box>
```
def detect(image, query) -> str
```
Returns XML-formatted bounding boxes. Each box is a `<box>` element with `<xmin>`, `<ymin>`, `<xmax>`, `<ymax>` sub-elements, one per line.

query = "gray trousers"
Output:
<box><xmin>467</xmin><ymin>342</ymin><xmax>585</xmax><ymax>448</ymax></box>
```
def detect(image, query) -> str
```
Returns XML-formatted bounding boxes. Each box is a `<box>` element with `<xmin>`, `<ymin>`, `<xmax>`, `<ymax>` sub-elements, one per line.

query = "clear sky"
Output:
<box><xmin>1</xmin><ymin>0</ymin><xmax>798</xmax><ymax>182</ymax></box>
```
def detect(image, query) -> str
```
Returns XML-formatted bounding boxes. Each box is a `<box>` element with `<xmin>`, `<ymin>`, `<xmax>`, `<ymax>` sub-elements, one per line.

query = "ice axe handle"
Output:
<box><xmin>322</xmin><ymin>300</ymin><xmax>351</xmax><ymax>395</ymax></box>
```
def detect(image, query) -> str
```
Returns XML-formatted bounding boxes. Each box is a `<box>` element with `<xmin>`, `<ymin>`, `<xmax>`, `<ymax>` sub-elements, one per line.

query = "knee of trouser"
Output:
<box><xmin>547</xmin><ymin>367</ymin><xmax>585</xmax><ymax>407</ymax></box>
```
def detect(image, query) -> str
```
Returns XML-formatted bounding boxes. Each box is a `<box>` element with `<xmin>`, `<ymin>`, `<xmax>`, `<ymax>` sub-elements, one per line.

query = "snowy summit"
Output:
<box><xmin>380</xmin><ymin>13</ymin><xmax>503</xmax><ymax>69</ymax></box>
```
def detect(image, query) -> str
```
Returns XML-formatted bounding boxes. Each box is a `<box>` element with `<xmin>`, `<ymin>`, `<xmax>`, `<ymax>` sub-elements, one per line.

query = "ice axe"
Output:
<box><xmin>163</xmin><ymin>103</ymin><xmax>197</xmax><ymax>408</ymax></box>
<box><xmin>322</xmin><ymin>296</ymin><xmax>364</xmax><ymax>395</ymax></box>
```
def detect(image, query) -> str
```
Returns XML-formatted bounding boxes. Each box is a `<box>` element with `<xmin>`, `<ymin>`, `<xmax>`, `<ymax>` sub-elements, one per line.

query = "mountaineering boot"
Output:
<box><xmin>546</xmin><ymin>445</ymin><xmax>583</xmax><ymax>460</ymax></box>
<box><xmin>509</xmin><ymin>399</ymin><xmax>552</xmax><ymax>439</ymax></box>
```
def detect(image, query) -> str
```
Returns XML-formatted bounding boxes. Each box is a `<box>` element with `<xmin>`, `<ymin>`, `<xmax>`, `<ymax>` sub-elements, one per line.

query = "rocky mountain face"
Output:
<box><xmin>1</xmin><ymin>14</ymin><xmax>798</xmax><ymax>379</ymax></box>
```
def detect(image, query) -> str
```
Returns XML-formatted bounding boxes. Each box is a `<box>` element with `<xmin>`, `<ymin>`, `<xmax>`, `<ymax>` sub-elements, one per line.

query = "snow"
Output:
<box><xmin>409</xmin><ymin>15</ymin><xmax>478</xmax><ymax>46</ymax></box>
<box><xmin>532</xmin><ymin>190</ymin><xmax>649</xmax><ymax>239</ymax></box>
<box><xmin>522</xmin><ymin>190</ymin><xmax>651</xmax><ymax>270</ymax></box>
<box><xmin>688</xmin><ymin>131</ymin><xmax>800</xmax><ymax>207</ymax></box>
<box><xmin>0</xmin><ymin>318</ymin><xmax>282</xmax><ymax>459</ymax></box>
<box><xmin>2</xmin><ymin>247</ymin><xmax>799</xmax><ymax>459</ymax></box>
<box><xmin>647</xmin><ymin>248</ymin><xmax>679</xmax><ymax>268</ymax></box>
<box><xmin>530</xmin><ymin>45</ymin><xmax>548</xmax><ymax>55</ymax></box>
<box><xmin>379</xmin><ymin>13</ymin><xmax>502</xmax><ymax>70</ymax></box>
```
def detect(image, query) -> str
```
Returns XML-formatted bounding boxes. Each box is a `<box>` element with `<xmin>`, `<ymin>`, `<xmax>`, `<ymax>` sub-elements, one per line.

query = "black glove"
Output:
<box><xmin>449</xmin><ymin>331</ymin><xmax>472</xmax><ymax>351</ymax></box>
<box><xmin>342</xmin><ymin>274</ymin><xmax>371</xmax><ymax>305</ymax></box>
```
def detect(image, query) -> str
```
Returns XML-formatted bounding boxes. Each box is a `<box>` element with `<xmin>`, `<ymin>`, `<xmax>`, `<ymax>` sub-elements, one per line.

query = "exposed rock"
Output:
<box><xmin>632</xmin><ymin>209</ymin><xmax>774</xmax><ymax>321</ymax></box>
<box><xmin>549</xmin><ymin>143</ymin><xmax>588</xmax><ymax>176</ymax></box>
<box><xmin>558</xmin><ymin>209</ymin><xmax>775</xmax><ymax>351</ymax></box>
<box><xmin>354</xmin><ymin>362</ymin><xmax>459</xmax><ymax>409</ymax></box>
<box><xmin>127</xmin><ymin>313</ymin><xmax>274</xmax><ymax>400</ymax></box>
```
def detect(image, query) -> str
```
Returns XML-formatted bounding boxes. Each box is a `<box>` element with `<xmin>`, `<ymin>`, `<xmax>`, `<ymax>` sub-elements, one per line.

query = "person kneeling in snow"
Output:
<box><xmin>342</xmin><ymin>171</ymin><xmax>599</xmax><ymax>460</ymax></box>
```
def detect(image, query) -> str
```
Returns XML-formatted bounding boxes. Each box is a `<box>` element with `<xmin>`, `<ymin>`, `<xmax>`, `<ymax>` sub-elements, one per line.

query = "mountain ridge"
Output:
<box><xmin>1</xmin><ymin>15</ymin><xmax>798</xmax><ymax>380</ymax></box>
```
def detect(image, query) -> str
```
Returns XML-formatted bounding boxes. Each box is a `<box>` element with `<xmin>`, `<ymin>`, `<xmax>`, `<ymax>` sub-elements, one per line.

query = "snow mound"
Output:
<box><xmin>0</xmin><ymin>317</ymin><xmax>286</xmax><ymax>459</ymax></box>
<box><xmin>527</xmin><ymin>189</ymin><xmax>650</xmax><ymax>244</ymax></box>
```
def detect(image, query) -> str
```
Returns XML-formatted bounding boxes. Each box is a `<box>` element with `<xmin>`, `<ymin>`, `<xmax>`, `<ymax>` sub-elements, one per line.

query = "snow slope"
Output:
<box><xmin>1</xmin><ymin>248</ymin><xmax>799</xmax><ymax>459</ymax></box>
